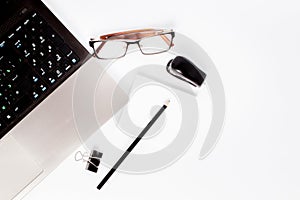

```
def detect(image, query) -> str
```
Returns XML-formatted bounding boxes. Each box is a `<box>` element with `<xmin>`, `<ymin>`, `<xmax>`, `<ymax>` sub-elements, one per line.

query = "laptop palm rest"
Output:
<box><xmin>0</xmin><ymin>136</ymin><xmax>43</xmax><ymax>200</ymax></box>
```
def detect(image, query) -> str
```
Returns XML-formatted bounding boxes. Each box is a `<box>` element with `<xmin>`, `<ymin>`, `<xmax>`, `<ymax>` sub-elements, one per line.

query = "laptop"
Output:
<box><xmin>0</xmin><ymin>0</ymin><xmax>127</xmax><ymax>199</ymax></box>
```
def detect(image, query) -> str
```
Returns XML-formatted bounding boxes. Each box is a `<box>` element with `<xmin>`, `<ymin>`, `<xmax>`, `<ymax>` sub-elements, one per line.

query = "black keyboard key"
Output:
<box><xmin>7</xmin><ymin>32</ymin><xmax>16</xmax><ymax>44</ymax></box>
<box><xmin>23</xmin><ymin>18</ymin><xmax>31</xmax><ymax>27</ymax></box>
<box><xmin>31</xmin><ymin>74</ymin><xmax>39</xmax><ymax>83</ymax></box>
<box><xmin>55</xmin><ymin>52</ymin><xmax>63</xmax><ymax>62</ymax></box>
<box><xmin>45</xmin><ymin>74</ymin><xmax>56</xmax><ymax>85</ymax></box>
<box><xmin>38</xmin><ymin>83</ymin><xmax>47</xmax><ymax>93</ymax></box>
<box><xmin>63</xmin><ymin>62</ymin><xmax>72</xmax><ymax>71</ymax></box>
<box><xmin>17</xmin><ymin>77</ymin><xmax>32</xmax><ymax>92</ymax></box>
<box><xmin>15</xmin><ymin>25</ymin><xmax>22</xmax><ymax>33</ymax></box>
<box><xmin>14</xmin><ymin>39</ymin><xmax>23</xmax><ymax>49</ymax></box>
<box><xmin>45</xmin><ymin>27</ymin><xmax>63</xmax><ymax>46</ymax></box>
<box><xmin>54</xmin><ymin>68</ymin><xmax>63</xmax><ymax>79</ymax></box>
<box><xmin>0</xmin><ymin>101</ymin><xmax>8</xmax><ymax>113</ymax></box>
<box><xmin>11</xmin><ymin>67</ymin><xmax>29</xmax><ymax>81</ymax></box>
<box><xmin>0</xmin><ymin>42</ymin><xmax>6</xmax><ymax>53</ymax></box>
<box><xmin>29</xmin><ymin>42</ymin><xmax>39</xmax><ymax>54</ymax></box>
<box><xmin>4</xmin><ymin>111</ymin><xmax>15</xmax><ymax>124</ymax></box>
<box><xmin>28</xmin><ymin>57</ymin><xmax>40</xmax><ymax>67</ymax></box>
<box><xmin>69</xmin><ymin>53</ymin><xmax>80</xmax><ymax>65</ymax></box>
<box><xmin>22</xmin><ymin>48</ymin><xmax>31</xmax><ymax>58</ymax></box>
<box><xmin>12</xmin><ymin>88</ymin><xmax>24</xmax><ymax>100</ymax></box>
<box><xmin>45</xmin><ymin>56</ymin><xmax>56</xmax><ymax>70</ymax></box>
<box><xmin>28</xmin><ymin>26</ymin><xmax>38</xmax><ymax>35</ymax></box>
<box><xmin>37</xmin><ymin>35</ymin><xmax>46</xmax><ymax>44</ymax></box>
<box><xmin>44</xmin><ymin>41</ymin><xmax>54</xmax><ymax>53</ymax></box>
<box><xmin>60</xmin><ymin>44</ymin><xmax>73</xmax><ymax>57</ymax></box>
<box><xmin>13</xmin><ymin>95</ymin><xmax>32</xmax><ymax>114</ymax></box>
<box><xmin>37</xmin><ymin>67</ymin><xmax>47</xmax><ymax>77</ymax></box>
<box><xmin>32</xmin><ymin>90</ymin><xmax>39</xmax><ymax>100</ymax></box>
<box><xmin>37</xmin><ymin>47</ymin><xmax>46</xmax><ymax>60</ymax></box>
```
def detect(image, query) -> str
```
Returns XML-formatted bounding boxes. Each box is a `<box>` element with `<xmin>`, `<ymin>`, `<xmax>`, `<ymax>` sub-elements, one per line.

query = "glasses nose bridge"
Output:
<box><xmin>126</xmin><ymin>40</ymin><xmax>143</xmax><ymax>52</ymax></box>
<box><xmin>127</xmin><ymin>40</ymin><xmax>140</xmax><ymax>47</ymax></box>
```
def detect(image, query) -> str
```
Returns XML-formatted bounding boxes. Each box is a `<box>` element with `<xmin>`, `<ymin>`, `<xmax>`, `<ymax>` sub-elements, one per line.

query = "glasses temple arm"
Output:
<box><xmin>160</xmin><ymin>34</ymin><xmax>174</xmax><ymax>47</ymax></box>
<box><xmin>100</xmin><ymin>29</ymin><xmax>174</xmax><ymax>46</ymax></box>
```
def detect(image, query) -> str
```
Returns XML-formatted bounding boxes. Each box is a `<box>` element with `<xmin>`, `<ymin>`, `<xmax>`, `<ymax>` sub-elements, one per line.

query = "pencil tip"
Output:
<box><xmin>165</xmin><ymin>99</ymin><xmax>170</xmax><ymax>106</ymax></box>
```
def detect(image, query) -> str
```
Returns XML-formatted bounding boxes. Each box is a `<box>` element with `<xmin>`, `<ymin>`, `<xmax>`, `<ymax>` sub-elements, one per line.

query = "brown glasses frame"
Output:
<box><xmin>89</xmin><ymin>29</ymin><xmax>175</xmax><ymax>59</ymax></box>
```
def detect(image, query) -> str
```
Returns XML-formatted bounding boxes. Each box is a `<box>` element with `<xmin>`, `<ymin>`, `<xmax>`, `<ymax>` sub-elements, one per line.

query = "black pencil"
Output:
<box><xmin>97</xmin><ymin>100</ymin><xmax>170</xmax><ymax>190</ymax></box>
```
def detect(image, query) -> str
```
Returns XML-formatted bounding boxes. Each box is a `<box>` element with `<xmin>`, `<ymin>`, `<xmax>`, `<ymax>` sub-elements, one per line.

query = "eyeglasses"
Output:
<box><xmin>90</xmin><ymin>30</ymin><xmax>205</xmax><ymax>88</ymax></box>
<box><xmin>167</xmin><ymin>56</ymin><xmax>206</xmax><ymax>88</ymax></box>
<box><xmin>89</xmin><ymin>29</ymin><xmax>175</xmax><ymax>59</ymax></box>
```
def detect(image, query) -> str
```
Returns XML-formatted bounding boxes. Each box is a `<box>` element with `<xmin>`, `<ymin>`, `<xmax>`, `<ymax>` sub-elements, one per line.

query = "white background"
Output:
<box><xmin>24</xmin><ymin>0</ymin><xmax>300</xmax><ymax>199</ymax></box>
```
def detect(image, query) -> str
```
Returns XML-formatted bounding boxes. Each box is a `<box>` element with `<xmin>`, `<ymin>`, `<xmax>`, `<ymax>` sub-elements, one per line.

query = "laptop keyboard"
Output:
<box><xmin>0</xmin><ymin>12</ymin><xmax>80</xmax><ymax>138</ymax></box>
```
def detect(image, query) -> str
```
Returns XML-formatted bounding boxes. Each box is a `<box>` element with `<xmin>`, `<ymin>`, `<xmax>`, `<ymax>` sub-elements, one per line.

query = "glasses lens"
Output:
<box><xmin>139</xmin><ymin>33</ymin><xmax>173</xmax><ymax>54</ymax></box>
<box><xmin>94</xmin><ymin>41</ymin><xmax>127</xmax><ymax>59</ymax></box>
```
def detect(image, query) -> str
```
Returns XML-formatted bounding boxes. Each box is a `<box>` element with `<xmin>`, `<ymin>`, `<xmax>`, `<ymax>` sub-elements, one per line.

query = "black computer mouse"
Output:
<box><xmin>166</xmin><ymin>56</ymin><xmax>206</xmax><ymax>87</ymax></box>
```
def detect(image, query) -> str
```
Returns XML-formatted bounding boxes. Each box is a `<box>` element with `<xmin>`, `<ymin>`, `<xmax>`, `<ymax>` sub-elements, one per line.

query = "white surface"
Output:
<box><xmin>23</xmin><ymin>0</ymin><xmax>300</xmax><ymax>199</ymax></box>
<box><xmin>0</xmin><ymin>136</ymin><xmax>42</xmax><ymax>200</ymax></box>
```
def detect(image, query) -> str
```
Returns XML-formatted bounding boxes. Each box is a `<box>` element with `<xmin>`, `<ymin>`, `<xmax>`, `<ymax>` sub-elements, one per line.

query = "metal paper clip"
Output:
<box><xmin>75</xmin><ymin>150</ymin><xmax>103</xmax><ymax>173</ymax></box>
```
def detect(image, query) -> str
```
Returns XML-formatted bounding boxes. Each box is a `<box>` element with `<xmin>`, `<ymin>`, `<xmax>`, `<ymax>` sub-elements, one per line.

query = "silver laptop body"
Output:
<box><xmin>0</xmin><ymin>1</ymin><xmax>126</xmax><ymax>199</ymax></box>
